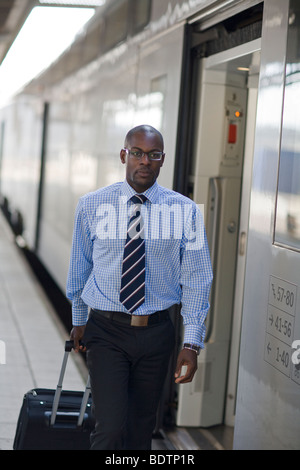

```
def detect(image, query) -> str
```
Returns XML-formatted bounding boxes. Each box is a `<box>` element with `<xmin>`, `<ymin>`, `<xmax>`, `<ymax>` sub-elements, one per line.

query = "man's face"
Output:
<box><xmin>120</xmin><ymin>131</ymin><xmax>165</xmax><ymax>193</ymax></box>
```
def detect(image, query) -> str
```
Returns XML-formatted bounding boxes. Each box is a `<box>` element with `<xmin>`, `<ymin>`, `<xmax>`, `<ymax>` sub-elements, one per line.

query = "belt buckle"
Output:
<box><xmin>131</xmin><ymin>315</ymin><xmax>149</xmax><ymax>327</ymax></box>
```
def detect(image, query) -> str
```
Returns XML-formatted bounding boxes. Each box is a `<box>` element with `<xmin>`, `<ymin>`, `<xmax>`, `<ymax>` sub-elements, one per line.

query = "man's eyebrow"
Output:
<box><xmin>131</xmin><ymin>146</ymin><xmax>162</xmax><ymax>152</ymax></box>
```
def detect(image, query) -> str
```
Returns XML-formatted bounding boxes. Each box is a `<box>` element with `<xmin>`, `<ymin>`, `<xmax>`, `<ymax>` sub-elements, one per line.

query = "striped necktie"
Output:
<box><xmin>120</xmin><ymin>194</ymin><xmax>147</xmax><ymax>313</ymax></box>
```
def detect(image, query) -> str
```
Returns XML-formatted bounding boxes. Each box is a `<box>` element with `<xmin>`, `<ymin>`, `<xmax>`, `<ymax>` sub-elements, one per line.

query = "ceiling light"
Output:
<box><xmin>39</xmin><ymin>0</ymin><xmax>105</xmax><ymax>6</ymax></box>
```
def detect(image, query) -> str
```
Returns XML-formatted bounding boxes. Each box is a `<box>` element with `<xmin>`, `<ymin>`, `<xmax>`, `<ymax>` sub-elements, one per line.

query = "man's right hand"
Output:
<box><xmin>70</xmin><ymin>325</ymin><xmax>86</xmax><ymax>353</ymax></box>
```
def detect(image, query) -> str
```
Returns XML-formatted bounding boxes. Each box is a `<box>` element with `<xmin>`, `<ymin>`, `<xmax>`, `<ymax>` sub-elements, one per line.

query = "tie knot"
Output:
<box><xmin>131</xmin><ymin>194</ymin><xmax>147</xmax><ymax>205</ymax></box>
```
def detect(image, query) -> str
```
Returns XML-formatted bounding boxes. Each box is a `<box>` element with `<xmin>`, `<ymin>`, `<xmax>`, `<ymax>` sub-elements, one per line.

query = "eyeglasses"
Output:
<box><xmin>123</xmin><ymin>148</ymin><xmax>164</xmax><ymax>161</ymax></box>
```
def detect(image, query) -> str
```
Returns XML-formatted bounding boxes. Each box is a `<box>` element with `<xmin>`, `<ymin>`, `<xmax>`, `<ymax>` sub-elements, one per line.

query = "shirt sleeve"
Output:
<box><xmin>180</xmin><ymin>203</ymin><xmax>213</xmax><ymax>349</ymax></box>
<box><xmin>66</xmin><ymin>197</ymin><xmax>93</xmax><ymax>326</ymax></box>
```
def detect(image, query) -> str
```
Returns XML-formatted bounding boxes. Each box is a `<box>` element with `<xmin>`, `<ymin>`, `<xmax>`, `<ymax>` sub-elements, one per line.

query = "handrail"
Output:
<box><xmin>205</xmin><ymin>177</ymin><xmax>221</xmax><ymax>342</ymax></box>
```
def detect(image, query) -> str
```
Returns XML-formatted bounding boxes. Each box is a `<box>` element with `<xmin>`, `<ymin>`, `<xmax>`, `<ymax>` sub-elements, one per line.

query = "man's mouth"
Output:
<box><xmin>136</xmin><ymin>169</ymin><xmax>152</xmax><ymax>177</ymax></box>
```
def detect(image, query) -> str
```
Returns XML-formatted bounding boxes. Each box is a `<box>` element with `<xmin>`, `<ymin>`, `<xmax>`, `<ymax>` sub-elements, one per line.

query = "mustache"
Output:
<box><xmin>135</xmin><ymin>167</ymin><xmax>154</xmax><ymax>175</ymax></box>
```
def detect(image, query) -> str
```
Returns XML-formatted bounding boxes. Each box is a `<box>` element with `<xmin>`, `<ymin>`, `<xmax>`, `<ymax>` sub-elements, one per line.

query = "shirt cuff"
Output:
<box><xmin>72</xmin><ymin>305</ymin><xmax>89</xmax><ymax>326</ymax></box>
<box><xmin>183</xmin><ymin>324</ymin><xmax>206</xmax><ymax>349</ymax></box>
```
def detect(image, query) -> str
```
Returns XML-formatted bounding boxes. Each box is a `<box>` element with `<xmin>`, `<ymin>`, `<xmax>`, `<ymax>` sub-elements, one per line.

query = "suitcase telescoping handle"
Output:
<box><xmin>50</xmin><ymin>341</ymin><xmax>91</xmax><ymax>427</ymax></box>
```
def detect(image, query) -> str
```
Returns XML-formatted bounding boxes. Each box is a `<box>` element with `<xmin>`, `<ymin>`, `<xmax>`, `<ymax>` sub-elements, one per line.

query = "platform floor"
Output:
<box><xmin>0</xmin><ymin>211</ymin><xmax>87</xmax><ymax>450</ymax></box>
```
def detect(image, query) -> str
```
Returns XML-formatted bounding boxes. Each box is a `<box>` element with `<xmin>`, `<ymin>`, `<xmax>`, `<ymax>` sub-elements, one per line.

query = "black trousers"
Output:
<box><xmin>83</xmin><ymin>310</ymin><xmax>175</xmax><ymax>450</ymax></box>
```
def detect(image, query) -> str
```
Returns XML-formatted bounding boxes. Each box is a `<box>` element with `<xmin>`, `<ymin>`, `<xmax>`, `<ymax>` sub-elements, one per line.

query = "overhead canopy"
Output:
<box><xmin>0</xmin><ymin>0</ymin><xmax>104</xmax><ymax>66</ymax></box>
<box><xmin>0</xmin><ymin>0</ymin><xmax>37</xmax><ymax>65</ymax></box>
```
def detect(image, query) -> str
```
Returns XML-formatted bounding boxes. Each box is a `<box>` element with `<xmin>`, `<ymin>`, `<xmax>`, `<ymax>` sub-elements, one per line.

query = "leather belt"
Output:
<box><xmin>91</xmin><ymin>308</ymin><xmax>169</xmax><ymax>327</ymax></box>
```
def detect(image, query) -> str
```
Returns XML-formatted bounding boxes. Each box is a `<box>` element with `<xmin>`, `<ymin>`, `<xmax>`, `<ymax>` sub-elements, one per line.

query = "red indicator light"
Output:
<box><xmin>228</xmin><ymin>123</ymin><xmax>237</xmax><ymax>143</ymax></box>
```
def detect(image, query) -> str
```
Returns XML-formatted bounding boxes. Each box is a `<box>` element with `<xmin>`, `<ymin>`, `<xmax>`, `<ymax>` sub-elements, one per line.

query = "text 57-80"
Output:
<box><xmin>271</xmin><ymin>284</ymin><xmax>295</xmax><ymax>307</ymax></box>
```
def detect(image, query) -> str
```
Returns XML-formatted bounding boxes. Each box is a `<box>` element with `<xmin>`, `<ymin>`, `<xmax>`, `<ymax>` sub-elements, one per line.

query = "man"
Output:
<box><xmin>67</xmin><ymin>125</ymin><xmax>212</xmax><ymax>450</ymax></box>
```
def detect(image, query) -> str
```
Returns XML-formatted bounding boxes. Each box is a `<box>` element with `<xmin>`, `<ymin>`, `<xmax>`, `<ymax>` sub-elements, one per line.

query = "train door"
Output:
<box><xmin>234</xmin><ymin>0</ymin><xmax>300</xmax><ymax>449</ymax></box>
<box><xmin>0</xmin><ymin>121</ymin><xmax>4</xmax><ymax>193</ymax></box>
<box><xmin>176</xmin><ymin>38</ymin><xmax>261</xmax><ymax>428</ymax></box>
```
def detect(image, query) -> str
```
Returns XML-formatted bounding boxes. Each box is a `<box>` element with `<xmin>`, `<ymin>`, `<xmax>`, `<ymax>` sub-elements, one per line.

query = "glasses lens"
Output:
<box><xmin>129</xmin><ymin>150</ymin><xmax>143</xmax><ymax>158</ymax></box>
<box><xmin>149</xmin><ymin>153</ymin><xmax>163</xmax><ymax>160</ymax></box>
<box><xmin>125</xmin><ymin>149</ymin><xmax>163</xmax><ymax>160</ymax></box>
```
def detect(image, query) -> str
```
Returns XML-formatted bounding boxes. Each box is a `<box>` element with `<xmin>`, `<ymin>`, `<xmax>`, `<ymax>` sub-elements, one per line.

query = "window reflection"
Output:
<box><xmin>275</xmin><ymin>0</ymin><xmax>300</xmax><ymax>250</ymax></box>
<box><xmin>134</xmin><ymin>75</ymin><xmax>167</xmax><ymax>130</ymax></box>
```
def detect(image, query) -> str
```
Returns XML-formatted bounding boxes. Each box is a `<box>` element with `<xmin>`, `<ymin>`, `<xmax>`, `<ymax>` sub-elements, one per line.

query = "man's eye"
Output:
<box><xmin>149</xmin><ymin>153</ymin><xmax>161</xmax><ymax>159</ymax></box>
<box><xmin>131</xmin><ymin>151</ymin><xmax>142</xmax><ymax>157</ymax></box>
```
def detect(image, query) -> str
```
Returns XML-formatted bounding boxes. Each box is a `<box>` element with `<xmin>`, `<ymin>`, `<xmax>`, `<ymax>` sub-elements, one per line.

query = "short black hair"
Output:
<box><xmin>124</xmin><ymin>125</ymin><xmax>164</xmax><ymax>150</ymax></box>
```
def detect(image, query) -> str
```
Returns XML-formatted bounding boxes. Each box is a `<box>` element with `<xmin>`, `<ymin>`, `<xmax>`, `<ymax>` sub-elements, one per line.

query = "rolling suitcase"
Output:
<box><xmin>13</xmin><ymin>341</ymin><xmax>94</xmax><ymax>450</ymax></box>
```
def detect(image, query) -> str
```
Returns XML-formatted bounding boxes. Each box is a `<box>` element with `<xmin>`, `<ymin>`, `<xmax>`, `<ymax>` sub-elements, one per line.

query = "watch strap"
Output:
<box><xmin>183</xmin><ymin>343</ymin><xmax>200</xmax><ymax>355</ymax></box>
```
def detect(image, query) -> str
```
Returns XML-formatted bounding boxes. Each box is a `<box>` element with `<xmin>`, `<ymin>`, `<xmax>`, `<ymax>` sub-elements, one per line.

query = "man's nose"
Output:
<box><xmin>140</xmin><ymin>153</ymin><xmax>151</xmax><ymax>164</ymax></box>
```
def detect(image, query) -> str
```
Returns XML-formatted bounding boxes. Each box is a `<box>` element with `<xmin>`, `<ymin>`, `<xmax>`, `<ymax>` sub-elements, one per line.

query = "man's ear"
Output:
<box><xmin>120</xmin><ymin>149</ymin><xmax>126</xmax><ymax>164</ymax></box>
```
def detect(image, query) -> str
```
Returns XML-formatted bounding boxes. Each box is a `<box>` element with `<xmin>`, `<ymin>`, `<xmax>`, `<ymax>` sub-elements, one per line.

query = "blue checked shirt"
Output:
<box><xmin>66</xmin><ymin>180</ymin><xmax>213</xmax><ymax>348</ymax></box>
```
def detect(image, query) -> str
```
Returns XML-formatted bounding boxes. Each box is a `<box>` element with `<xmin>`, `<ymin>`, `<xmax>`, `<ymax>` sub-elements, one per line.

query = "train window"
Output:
<box><xmin>132</xmin><ymin>0</ymin><xmax>151</xmax><ymax>34</ymax></box>
<box><xmin>150</xmin><ymin>75</ymin><xmax>167</xmax><ymax>131</ymax></box>
<box><xmin>103</xmin><ymin>0</ymin><xmax>129</xmax><ymax>50</ymax></box>
<box><xmin>275</xmin><ymin>0</ymin><xmax>300</xmax><ymax>251</ymax></box>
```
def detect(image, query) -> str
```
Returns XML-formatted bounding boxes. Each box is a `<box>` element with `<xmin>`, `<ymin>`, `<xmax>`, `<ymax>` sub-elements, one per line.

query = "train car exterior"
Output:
<box><xmin>0</xmin><ymin>0</ymin><xmax>299</xmax><ymax>449</ymax></box>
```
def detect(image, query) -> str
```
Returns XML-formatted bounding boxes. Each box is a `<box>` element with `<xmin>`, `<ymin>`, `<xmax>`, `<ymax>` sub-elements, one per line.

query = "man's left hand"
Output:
<box><xmin>174</xmin><ymin>348</ymin><xmax>198</xmax><ymax>384</ymax></box>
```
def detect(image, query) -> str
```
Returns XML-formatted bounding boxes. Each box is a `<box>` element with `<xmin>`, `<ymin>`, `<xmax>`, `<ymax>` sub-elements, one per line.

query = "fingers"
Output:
<box><xmin>70</xmin><ymin>326</ymin><xmax>86</xmax><ymax>353</ymax></box>
<box><xmin>174</xmin><ymin>363</ymin><xmax>195</xmax><ymax>384</ymax></box>
<box><xmin>174</xmin><ymin>349</ymin><xmax>198</xmax><ymax>384</ymax></box>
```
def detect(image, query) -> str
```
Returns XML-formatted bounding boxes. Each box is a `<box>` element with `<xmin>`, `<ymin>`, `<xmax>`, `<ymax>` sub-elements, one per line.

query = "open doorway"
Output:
<box><xmin>176</xmin><ymin>39</ymin><xmax>261</xmax><ymax>431</ymax></box>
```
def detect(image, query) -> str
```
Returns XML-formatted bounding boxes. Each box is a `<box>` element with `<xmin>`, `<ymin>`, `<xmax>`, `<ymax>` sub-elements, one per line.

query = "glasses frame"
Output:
<box><xmin>123</xmin><ymin>148</ymin><xmax>165</xmax><ymax>161</ymax></box>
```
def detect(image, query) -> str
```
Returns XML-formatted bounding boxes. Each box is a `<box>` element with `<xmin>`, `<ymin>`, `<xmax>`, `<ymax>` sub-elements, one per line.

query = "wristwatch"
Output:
<box><xmin>183</xmin><ymin>343</ymin><xmax>200</xmax><ymax>355</ymax></box>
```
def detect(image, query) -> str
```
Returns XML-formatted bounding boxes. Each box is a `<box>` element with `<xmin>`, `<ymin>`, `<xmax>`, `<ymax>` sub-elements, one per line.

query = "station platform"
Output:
<box><xmin>0</xmin><ymin>211</ymin><xmax>87</xmax><ymax>450</ymax></box>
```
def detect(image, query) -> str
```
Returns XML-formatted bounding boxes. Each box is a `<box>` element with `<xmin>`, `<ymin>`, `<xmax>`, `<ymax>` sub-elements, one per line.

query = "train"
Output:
<box><xmin>0</xmin><ymin>0</ymin><xmax>299</xmax><ymax>450</ymax></box>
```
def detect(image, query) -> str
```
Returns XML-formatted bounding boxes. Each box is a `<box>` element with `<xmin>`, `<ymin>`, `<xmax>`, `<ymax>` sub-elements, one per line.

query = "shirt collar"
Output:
<box><xmin>120</xmin><ymin>180</ymin><xmax>160</xmax><ymax>204</ymax></box>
